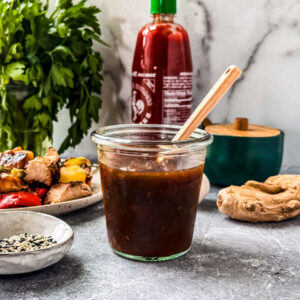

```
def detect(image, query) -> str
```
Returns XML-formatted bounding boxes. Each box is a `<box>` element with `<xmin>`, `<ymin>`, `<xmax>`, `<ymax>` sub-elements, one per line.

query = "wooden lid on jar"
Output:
<box><xmin>205</xmin><ymin>118</ymin><xmax>281</xmax><ymax>138</ymax></box>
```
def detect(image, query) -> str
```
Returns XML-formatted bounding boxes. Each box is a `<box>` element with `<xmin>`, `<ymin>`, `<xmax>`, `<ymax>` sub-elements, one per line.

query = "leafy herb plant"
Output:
<box><xmin>0</xmin><ymin>0</ymin><xmax>104</xmax><ymax>154</ymax></box>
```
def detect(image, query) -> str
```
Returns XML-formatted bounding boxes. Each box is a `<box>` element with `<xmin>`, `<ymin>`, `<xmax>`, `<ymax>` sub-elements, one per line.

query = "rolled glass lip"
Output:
<box><xmin>91</xmin><ymin>124</ymin><xmax>213</xmax><ymax>151</ymax></box>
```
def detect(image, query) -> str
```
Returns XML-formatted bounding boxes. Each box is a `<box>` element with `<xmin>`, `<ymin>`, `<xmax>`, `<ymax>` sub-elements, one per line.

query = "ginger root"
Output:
<box><xmin>217</xmin><ymin>175</ymin><xmax>300</xmax><ymax>222</ymax></box>
<box><xmin>265</xmin><ymin>175</ymin><xmax>300</xmax><ymax>190</ymax></box>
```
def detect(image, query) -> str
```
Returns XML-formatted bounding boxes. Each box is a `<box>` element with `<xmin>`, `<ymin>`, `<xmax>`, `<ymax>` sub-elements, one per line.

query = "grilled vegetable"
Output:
<box><xmin>60</xmin><ymin>157</ymin><xmax>92</xmax><ymax>184</ymax></box>
<box><xmin>60</xmin><ymin>165</ymin><xmax>87</xmax><ymax>183</ymax></box>
<box><xmin>10</xmin><ymin>168</ymin><xmax>25</xmax><ymax>179</ymax></box>
<box><xmin>62</xmin><ymin>157</ymin><xmax>91</xmax><ymax>168</ymax></box>
<box><xmin>34</xmin><ymin>187</ymin><xmax>48</xmax><ymax>199</ymax></box>
<box><xmin>0</xmin><ymin>192</ymin><xmax>41</xmax><ymax>209</ymax></box>
<box><xmin>0</xmin><ymin>166</ymin><xmax>10</xmax><ymax>173</ymax></box>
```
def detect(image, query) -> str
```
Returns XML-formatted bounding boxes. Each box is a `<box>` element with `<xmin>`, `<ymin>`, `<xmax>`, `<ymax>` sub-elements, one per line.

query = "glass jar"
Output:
<box><xmin>91</xmin><ymin>124</ymin><xmax>213</xmax><ymax>261</ymax></box>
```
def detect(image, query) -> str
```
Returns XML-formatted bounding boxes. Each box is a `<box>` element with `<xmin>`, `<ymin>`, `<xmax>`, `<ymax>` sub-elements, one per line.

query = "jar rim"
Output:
<box><xmin>91</xmin><ymin>124</ymin><xmax>213</xmax><ymax>151</ymax></box>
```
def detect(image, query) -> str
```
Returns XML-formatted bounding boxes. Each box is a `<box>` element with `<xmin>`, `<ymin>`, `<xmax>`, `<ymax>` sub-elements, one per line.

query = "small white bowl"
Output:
<box><xmin>0</xmin><ymin>211</ymin><xmax>73</xmax><ymax>275</ymax></box>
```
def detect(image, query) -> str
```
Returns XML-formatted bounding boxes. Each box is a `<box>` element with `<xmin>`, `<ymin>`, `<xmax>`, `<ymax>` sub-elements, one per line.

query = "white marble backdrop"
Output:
<box><xmin>51</xmin><ymin>0</ymin><xmax>300</xmax><ymax>167</ymax></box>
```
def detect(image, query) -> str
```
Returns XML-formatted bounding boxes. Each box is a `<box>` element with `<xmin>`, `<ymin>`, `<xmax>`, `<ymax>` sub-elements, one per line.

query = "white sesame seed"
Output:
<box><xmin>0</xmin><ymin>233</ymin><xmax>57</xmax><ymax>253</ymax></box>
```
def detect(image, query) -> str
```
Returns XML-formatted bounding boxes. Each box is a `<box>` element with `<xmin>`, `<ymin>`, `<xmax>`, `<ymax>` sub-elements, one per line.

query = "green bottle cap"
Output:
<box><xmin>151</xmin><ymin>0</ymin><xmax>177</xmax><ymax>14</ymax></box>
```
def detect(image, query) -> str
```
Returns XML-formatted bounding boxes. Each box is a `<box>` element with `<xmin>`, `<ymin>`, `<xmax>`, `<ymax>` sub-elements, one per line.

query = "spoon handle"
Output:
<box><xmin>173</xmin><ymin>65</ymin><xmax>242</xmax><ymax>142</ymax></box>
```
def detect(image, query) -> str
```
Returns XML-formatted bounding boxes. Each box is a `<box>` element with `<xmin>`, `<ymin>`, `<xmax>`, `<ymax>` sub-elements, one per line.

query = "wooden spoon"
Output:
<box><xmin>156</xmin><ymin>65</ymin><xmax>241</xmax><ymax>161</ymax></box>
<box><xmin>173</xmin><ymin>65</ymin><xmax>242</xmax><ymax>142</ymax></box>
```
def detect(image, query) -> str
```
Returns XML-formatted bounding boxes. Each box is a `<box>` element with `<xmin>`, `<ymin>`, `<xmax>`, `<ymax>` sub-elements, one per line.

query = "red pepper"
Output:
<box><xmin>0</xmin><ymin>192</ymin><xmax>41</xmax><ymax>209</ymax></box>
<box><xmin>34</xmin><ymin>187</ymin><xmax>48</xmax><ymax>198</ymax></box>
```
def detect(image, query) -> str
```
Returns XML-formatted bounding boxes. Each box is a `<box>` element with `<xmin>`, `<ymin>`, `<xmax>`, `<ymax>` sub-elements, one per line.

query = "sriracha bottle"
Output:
<box><xmin>132</xmin><ymin>0</ymin><xmax>193</xmax><ymax>125</ymax></box>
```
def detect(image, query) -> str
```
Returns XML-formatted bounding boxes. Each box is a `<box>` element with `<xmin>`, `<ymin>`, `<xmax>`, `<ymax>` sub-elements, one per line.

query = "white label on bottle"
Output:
<box><xmin>132</xmin><ymin>72</ymin><xmax>156</xmax><ymax>123</ymax></box>
<box><xmin>162</xmin><ymin>72</ymin><xmax>192</xmax><ymax>125</ymax></box>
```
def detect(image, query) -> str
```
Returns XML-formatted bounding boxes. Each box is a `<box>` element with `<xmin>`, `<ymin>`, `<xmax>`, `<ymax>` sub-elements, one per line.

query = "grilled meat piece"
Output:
<box><xmin>44</xmin><ymin>181</ymin><xmax>92</xmax><ymax>204</ymax></box>
<box><xmin>24</xmin><ymin>148</ymin><xmax>60</xmax><ymax>187</ymax></box>
<box><xmin>0</xmin><ymin>148</ymin><xmax>34</xmax><ymax>170</ymax></box>
<box><xmin>0</xmin><ymin>173</ymin><xmax>27</xmax><ymax>193</ymax></box>
<box><xmin>45</xmin><ymin>147</ymin><xmax>60</xmax><ymax>164</ymax></box>
<box><xmin>24</xmin><ymin>157</ymin><xmax>57</xmax><ymax>186</ymax></box>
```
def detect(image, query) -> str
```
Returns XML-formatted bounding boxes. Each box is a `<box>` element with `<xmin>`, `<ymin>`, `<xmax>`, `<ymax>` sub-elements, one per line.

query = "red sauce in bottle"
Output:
<box><xmin>132</xmin><ymin>12</ymin><xmax>193</xmax><ymax>125</ymax></box>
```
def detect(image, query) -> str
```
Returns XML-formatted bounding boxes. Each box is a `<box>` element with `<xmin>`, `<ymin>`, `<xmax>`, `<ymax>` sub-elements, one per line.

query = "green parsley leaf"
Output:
<box><xmin>51</xmin><ymin>45</ymin><xmax>76</xmax><ymax>61</ymax></box>
<box><xmin>5</xmin><ymin>62</ymin><xmax>26</xmax><ymax>81</ymax></box>
<box><xmin>50</xmin><ymin>64</ymin><xmax>67</xmax><ymax>87</ymax></box>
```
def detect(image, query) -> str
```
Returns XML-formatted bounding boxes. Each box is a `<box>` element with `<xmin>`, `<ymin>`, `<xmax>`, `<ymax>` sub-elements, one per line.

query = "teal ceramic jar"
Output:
<box><xmin>204</xmin><ymin>119</ymin><xmax>284</xmax><ymax>186</ymax></box>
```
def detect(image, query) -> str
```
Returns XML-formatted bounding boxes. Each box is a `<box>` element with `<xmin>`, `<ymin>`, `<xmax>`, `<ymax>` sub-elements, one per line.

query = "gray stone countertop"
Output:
<box><xmin>1</xmin><ymin>182</ymin><xmax>300</xmax><ymax>299</ymax></box>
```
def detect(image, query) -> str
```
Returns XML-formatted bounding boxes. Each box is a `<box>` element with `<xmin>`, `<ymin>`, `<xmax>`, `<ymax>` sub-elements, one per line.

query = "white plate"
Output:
<box><xmin>0</xmin><ymin>211</ymin><xmax>73</xmax><ymax>275</ymax></box>
<box><xmin>0</xmin><ymin>169</ymin><xmax>102</xmax><ymax>216</ymax></box>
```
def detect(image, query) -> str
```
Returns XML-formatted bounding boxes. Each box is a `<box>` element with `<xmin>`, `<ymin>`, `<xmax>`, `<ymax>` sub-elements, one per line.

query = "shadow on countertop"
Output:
<box><xmin>0</xmin><ymin>255</ymin><xmax>84</xmax><ymax>293</ymax></box>
<box><xmin>59</xmin><ymin>202</ymin><xmax>105</xmax><ymax>226</ymax></box>
<box><xmin>223</xmin><ymin>213</ymin><xmax>300</xmax><ymax>229</ymax></box>
<box><xmin>198</xmin><ymin>198</ymin><xmax>218</xmax><ymax>212</ymax></box>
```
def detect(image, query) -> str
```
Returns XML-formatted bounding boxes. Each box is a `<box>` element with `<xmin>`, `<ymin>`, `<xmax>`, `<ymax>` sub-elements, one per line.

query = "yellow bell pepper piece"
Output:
<box><xmin>62</xmin><ymin>157</ymin><xmax>91</xmax><ymax>168</ymax></box>
<box><xmin>25</xmin><ymin>151</ymin><xmax>34</xmax><ymax>161</ymax></box>
<box><xmin>59</xmin><ymin>165</ymin><xmax>87</xmax><ymax>183</ymax></box>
